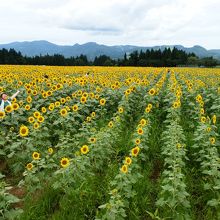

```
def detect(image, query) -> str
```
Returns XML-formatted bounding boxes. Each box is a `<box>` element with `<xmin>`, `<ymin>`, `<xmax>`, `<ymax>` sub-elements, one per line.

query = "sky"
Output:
<box><xmin>0</xmin><ymin>0</ymin><xmax>220</xmax><ymax>49</ymax></box>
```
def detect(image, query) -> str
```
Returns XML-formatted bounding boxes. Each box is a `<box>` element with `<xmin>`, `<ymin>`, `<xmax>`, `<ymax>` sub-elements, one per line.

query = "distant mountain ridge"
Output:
<box><xmin>0</xmin><ymin>40</ymin><xmax>219</xmax><ymax>60</ymax></box>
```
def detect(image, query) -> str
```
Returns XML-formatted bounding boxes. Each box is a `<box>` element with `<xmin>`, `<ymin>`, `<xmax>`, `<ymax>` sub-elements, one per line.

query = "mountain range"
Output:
<box><xmin>0</xmin><ymin>40</ymin><xmax>220</xmax><ymax>60</ymax></box>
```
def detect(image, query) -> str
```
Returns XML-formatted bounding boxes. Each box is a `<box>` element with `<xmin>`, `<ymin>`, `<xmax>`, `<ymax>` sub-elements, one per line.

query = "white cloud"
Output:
<box><xmin>0</xmin><ymin>0</ymin><xmax>219</xmax><ymax>48</ymax></box>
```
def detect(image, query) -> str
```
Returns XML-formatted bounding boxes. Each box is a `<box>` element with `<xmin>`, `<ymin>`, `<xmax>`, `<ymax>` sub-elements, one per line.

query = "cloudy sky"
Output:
<box><xmin>0</xmin><ymin>0</ymin><xmax>220</xmax><ymax>49</ymax></box>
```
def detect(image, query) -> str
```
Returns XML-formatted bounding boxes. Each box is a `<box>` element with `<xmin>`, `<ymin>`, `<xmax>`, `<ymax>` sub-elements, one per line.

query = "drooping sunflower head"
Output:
<box><xmin>212</xmin><ymin>115</ymin><xmax>217</xmax><ymax>124</ymax></box>
<box><xmin>210</xmin><ymin>137</ymin><xmax>215</xmax><ymax>145</ymax></box>
<box><xmin>48</xmin><ymin>147</ymin><xmax>54</xmax><ymax>154</ymax></box>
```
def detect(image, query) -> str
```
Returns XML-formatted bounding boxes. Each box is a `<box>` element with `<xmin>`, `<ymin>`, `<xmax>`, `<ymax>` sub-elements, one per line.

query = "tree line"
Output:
<box><xmin>0</xmin><ymin>48</ymin><xmax>218</xmax><ymax>67</ymax></box>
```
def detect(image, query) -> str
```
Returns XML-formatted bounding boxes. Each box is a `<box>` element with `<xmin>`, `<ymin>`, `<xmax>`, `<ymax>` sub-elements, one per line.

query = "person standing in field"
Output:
<box><xmin>0</xmin><ymin>90</ymin><xmax>20</xmax><ymax>111</ymax></box>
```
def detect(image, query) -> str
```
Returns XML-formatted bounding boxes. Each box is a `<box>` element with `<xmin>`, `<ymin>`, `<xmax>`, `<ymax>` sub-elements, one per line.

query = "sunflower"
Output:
<box><xmin>135</xmin><ymin>138</ymin><xmax>141</xmax><ymax>145</ymax></box>
<box><xmin>145</xmin><ymin>107</ymin><xmax>151</xmax><ymax>113</ymax></box>
<box><xmin>28</xmin><ymin>116</ymin><xmax>35</xmax><ymax>123</ymax></box>
<box><xmin>12</xmin><ymin>103</ymin><xmax>19</xmax><ymax>111</ymax></box>
<box><xmin>148</xmin><ymin>103</ymin><xmax>152</xmax><ymax>109</ymax></box>
<box><xmin>48</xmin><ymin>147</ymin><xmax>53</xmax><ymax>154</ymax></box>
<box><xmin>60</xmin><ymin>98</ymin><xmax>66</xmax><ymax>104</ymax></box>
<box><xmin>5</xmin><ymin>105</ymin><xmax>13</xmax><ymax>113</ymax></box>
<box><xmin>148</xmin><ymin>88</ymin><xmax>156</xmax><ymax>96</ymax></box>
<box><xmin>38</xmin><ymin>116</ymin><xmax>45</xmax><ymax>123</ymax></box>
<box><xmin>26</xmin><ymin>96</ymin><xmax>32</xmax><ymax>103</ymax></box>
<box><xmin>121</xmin><ymin>164</ymin><xmax>128</xmax><ymax>174</ymax></box>
<box><xmin>33</xmin><ymin>111</ymin><xmax>41</xmax><ymax>118</ymax></box>
<box><xmin>66</xmin><ymin>96</ymin><xmax>71</xmax><ymax>102</ymax></box>
<box><xmin>206</xmin><ymin>127</ymin><xmax>211</xmax><ymax>133</ymax></box>
<box><xmin>137</xmin><ymin>127</ymin><xmax>144</xmax><ymax>135</ymax></box>
<box><xmin>210</xmin><ymin>137</ymin><xmax>215</xmax><ymax>145</ymax></box>
<box><xmin>139</xmin><ymin>119</ymin><xmax>147</xmax><ymax>126</ymax></box>
<box><xmin>100</xmin><ymin>98</ymin><xmax>106</xmax><ymax>106</ymax></box>
<box><xmin>25</xmin><ymin>105</ymin><xmax>31</xmax><ymax>111</ymax></box>
<box><xmin>33</xmin><ymin>122</ymin><xmax>40</xmax><ymax>129</ymax></box>
<box><xmin>125</xmin><ymin>89</ymin><xmax>131</xmax><ymax>96</ymax></box>
<box><xmin>19</xmin><ymin>125</ymin><xmax>29</xmax><ymax>137</ymax></box>
<box><xmin>60</xmin><ymin>157</ymin><xmax>70</xmax><ymax>168</ymax></box>
<box><xmin>48</xmin><ymin>105</ymin><xmax>54</xmax><ymax>111</ymax></box>
<box><xmin>91</xmin><ymin>112</ymin><xmax>96</xmax><ymax>118</ymax></box>
<box><xmin>19</xmin><ymin>100</ymin><xmax>23</xmax><ymax>106</ymax></box>
<box><xmin>56</xmin><ymin>83</ymin><xmax>62</xmax><ymax>90</ymax></box>
<box><xmin>201</xmin><ymin>116</ymin><xmax>206</xmax><ymax>123</ymax></box>
<box><xmin>0</xmin><ymin>111</ymin><xmax>5</xmax><ymax>119</ymax></box>
<box><xmin>72</xmin><ymin>93</ymin><xmax>77</xmax><ymax>98</ymax></box>
<box><xmin>60</xmin><ymin>108</ymin><xmax>68</xmax><ymax>117</ymax></box>
<box><xmin>32</xmin><ymin>152</ymin><xmax>40</xmax><ymax>160</ymax></box>
<box><xmin>176</xmin><ymin>143</ymin><xmax>182</xmax><ymax>149</ymax></box>
<box><xmin>196</xmin><ymin>94</ymin><xmax>202</xmax><ymax>103</ymax></box>
<box><xmin>55</xmin><ymin>101</ymin><xmax>61</xmax><ymax>107</ymax></box>
<box><xmin>86</xmin><ymin>116</ymin><xmax>91</xmax><ymax>122</ymax></box>
<box><xmin>66</xmin><ymin>106</ymin><xmax>70</xmax><ymax>111</ymax></box>
<box><xmin>212</xmin><ymin>115</ymin><xmax>217</xmax><ymax>124</ymax></box>
<box><xmin>131</xmin><ymin>146</ymin><xmax>140</xmax><ymax>157</ymax></box>
<box><xmin>77</xmin><ymin>90</ymin><xmax>83</xmax><ymax>96</ymax></box>
<box><xmin>89</xmin><ymin>137</ymin><xmax>96</xmax><ymax>143</ymax></box>
<box><xmin>42</xmin><ymin>93</ymin><xmax>47</xmax><ymax>99</ymax></box>
<box><xmin>125</xmin><ymin>157</ymin><xmax>132</xmax><ymax>165</ymax></box>
<box><xmin>200</xmin><ymin>108</ymin><xmax>205</xmax><ymax>115</ymax></box>
<box><xmin>26</xmin><ymin>163</ymin><xmax>33</xmax><ymax>171</ymax></box>
<box><xmin>89</xmin><ymin>92</ymin><xmax>95</xmax><ymax>98</ymax></box>
<box><xmin>72</xmin><ymin>104</ymin><xmax>79</xmax><ymax>112</ymax></box>
<box><xmin>81</xmin><ymin>145</ymin><xmax>89</xmax><ymax>154</ymax></box>
<box><xmin>81</xmin><ymin>97</ymin><xmax>87</xmax><ymax>104</ymax></box>
<box><xmin>82</xmin><ymin>93</ymin><xmax>88</xmax><ymax>98</ymax></box>
<box><xmin>95</xmin><ymin>94</ymin><xmax>100</xmax><ymax>100</ymax></box>
<box><xmin>32</xmin><ymin>90</ymin><xmax>38</xmax><ymax>96</ymax></box>
<box><xmin>172</xmin><ymin>101</ymin><xmax>179</xmax><ymax>109</ymax></box>
<box><xmin>108</xmin><ymin>121</ymin><xmax>113</xmax><ymax>128</ymax></box>
<box><xmin>41</xmin><ymin>107</ymin><xmax>47</xmax><ymax>113</ymax></box>
<box><xmin>199</xmin><ymin>101</ymin><xmax>204</xmax><ymax>107</ymax></box>
<box><xmin>118</xmin><ymin>107</ymin><xmax>124</xmax><ymax>113</ymax></box>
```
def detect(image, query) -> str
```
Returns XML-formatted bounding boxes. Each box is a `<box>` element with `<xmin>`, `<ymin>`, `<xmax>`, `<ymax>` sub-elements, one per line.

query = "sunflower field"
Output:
<box><xmin>1</xmin><ymin>65</ymin><xmax>220</xmax><ymax>220</ymax></box>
